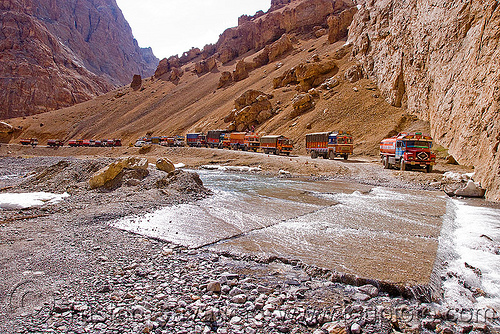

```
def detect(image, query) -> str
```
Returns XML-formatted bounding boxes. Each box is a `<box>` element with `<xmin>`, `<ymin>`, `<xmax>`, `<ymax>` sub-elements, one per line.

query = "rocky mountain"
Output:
<box><xmin>0</xmin><ymin>0</ymin><xmax>158</xmax><ymax>119</ymax></box>
<box><xmin>348</xmin><ymin>0</ymin><xmax>500</xmax><ymax>201</ymax></box>
<box><xmin>5</xmin><ymin>0</ymin><xmax>500</xmax><ymax>201</ymax></box>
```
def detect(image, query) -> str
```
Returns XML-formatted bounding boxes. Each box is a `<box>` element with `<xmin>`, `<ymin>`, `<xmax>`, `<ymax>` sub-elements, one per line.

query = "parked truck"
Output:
<box><xmin>229</xmin><ymin>132</ymin><xmax>246</xmax><ymax>150</ymax></box>
<box><xmin>260</xmin><ymin>135</ymin><xmax>293</xmax><ymax>155</ymax></box>
<box><xmin>244</xmin><ymin>133</ymin><xmax>260</xmax><ymax>152</ymax></box>
<box><xmin>306</xmin><ymin>131</ymin><xmax>353</xmax><ymax>160</ymax></box>
<box><xmin>20</xmin><ymin>138</ymin><xmax>38</xmax><ymax>147</ymax></box>
<box><xmin>186</xmin><ymin>133</ymin><xmax>206</xmax><ymax>147</ymax></box>
<box><xmin>47</xmin><ymin>139</ymin><xmax>64</xmax><ymax>147</ymax></box>
<box><xmin>380</xmin><ymin>132</ymin><xmax>436</xmax><ymax>172</ymax></box>
<box><xmin>207</xmin><ymin>130</ymin><xmax>227</xmax><ymax>148</ymax></box>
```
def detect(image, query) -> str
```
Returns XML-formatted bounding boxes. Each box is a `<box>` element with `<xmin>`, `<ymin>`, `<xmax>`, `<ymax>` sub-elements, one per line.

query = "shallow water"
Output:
<box><xmin>113</xmin><ymin>169</ymin><xmax>447</xmax><ymax>285</ymax></box>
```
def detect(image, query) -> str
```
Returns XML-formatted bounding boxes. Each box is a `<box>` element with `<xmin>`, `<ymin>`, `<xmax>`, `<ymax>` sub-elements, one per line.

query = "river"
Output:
<box><xmin>112</xmin><ymin>168</ymin><xmax>500</xmax><ymax>310</ymax></box>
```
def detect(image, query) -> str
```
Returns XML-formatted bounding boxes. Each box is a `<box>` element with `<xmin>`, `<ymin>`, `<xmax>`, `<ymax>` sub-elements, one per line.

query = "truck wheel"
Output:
<box><xmin>311</xmin><ymin>151</ymin><xmax>318</xmax><ymax>159</ymax></box>
<box><xmin>343</xmin><ymin>154</ymin><xmax>348</xmax><ymax>160</ymax></box>
<box><xmin>383</xmin><ymin>157</ymin><xmax>389</xmax><ymax>169</ymax></box>
<box><xmin>285</xmin><ymin>152</ymin><xmax>290</xmax><ymax>156</ymax></box>
<box><xmin>426</xmin><ymin>165</ymin><xmax>433</xmax><ymax>173</ymax></box>
<box><xmin>401</xmin><ymin>160</ymin><xmax>407</xmax><ymax>171</ymax></box>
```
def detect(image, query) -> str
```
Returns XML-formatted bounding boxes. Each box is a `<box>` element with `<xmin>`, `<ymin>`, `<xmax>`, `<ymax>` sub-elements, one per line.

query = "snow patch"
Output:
<box><xmin>0</xmin><ymin>192</ymin><xmax>70</xmax><ymax>210</ymax></box>
<box><xmin>201</xmin><ymin>165</ymin><xmax>262</xmax><ymax>172</ymax></box>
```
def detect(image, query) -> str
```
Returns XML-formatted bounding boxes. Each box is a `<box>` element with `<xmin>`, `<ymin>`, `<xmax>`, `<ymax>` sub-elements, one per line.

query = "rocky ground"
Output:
<box><xmin>0</xmin><ymin>149</ymin><xmax>493</xmax><ymax>334</ymax></box>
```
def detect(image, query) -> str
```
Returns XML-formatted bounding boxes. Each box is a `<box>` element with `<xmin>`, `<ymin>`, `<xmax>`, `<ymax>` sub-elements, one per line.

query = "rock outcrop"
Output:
<box><xmin>0</xmin><ymin>121</ymin><xmax>14</xmax><ymax>143</ymax></box>
<box><xmin>217</xmin><ymin>72</ymin><xmax>233</xmax><ymax>89</ymax></box>
<box><xmin>291</xmin><ymin>93</ymin><xmax>315</xmax><ymax>117</ymax></box>
<box><xmin>0</xmin><ymin>0</ymin><xmax>159</xmax><ymax>119</ymax></box>
<box><xmin>224</xmin><ymin>90</ymin><xmax>274</xmax><ymax>132</ymax></box>
<box><xmin>130</xmin><ymin>75</ymin><xmax>142</xmax><ymax>91</ymax></box>
<box><xmin>348</xmin><ymin>0</ymin><xmax>500</xmax><ymax>201</ymax></box>
<box><xmin>214</xmin><ymin>0</ymin><xmax>355</xmax><ymax>65</ymax></box>
<box><xmin>273</xmin><ymin>58</ymin><xmax>338</xmax><ymax>91</ymax></box>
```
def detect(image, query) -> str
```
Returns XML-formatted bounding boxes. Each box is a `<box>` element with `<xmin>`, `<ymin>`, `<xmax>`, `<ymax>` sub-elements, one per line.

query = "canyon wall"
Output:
<box><xmin>348</xmin><ymin>0</ymin><xmax>500</xmax><ymax>201</ymax></box>
<box><xmin>0</xmin><ymin>0</ymin><xmax>158</xmax><ymax>119</ymax></box>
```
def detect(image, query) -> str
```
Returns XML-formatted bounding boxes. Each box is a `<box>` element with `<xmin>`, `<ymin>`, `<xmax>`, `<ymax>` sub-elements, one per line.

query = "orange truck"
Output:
<box><xmin>306</xmin><ymin>131</ymin><xmax>353</xmax><ymax>160</ymax></box>
<box><xmin>229</xmin><ymin>132</ymin><xmax>246</xmax><ymax>150</ymax></box>
<box><xmin>244</xmin><ymin>133</ymin><xmax>260</xmax><ymax>152</ymax></box>
<box><xmin>260</xmin><ymin>135</ymin><xmax>293</xmax><ymax>155</ymax></box>
<box><xmin>380</xmin><ymin>132</ymin><xmax>436</xmax><ymax>172</ymax></box>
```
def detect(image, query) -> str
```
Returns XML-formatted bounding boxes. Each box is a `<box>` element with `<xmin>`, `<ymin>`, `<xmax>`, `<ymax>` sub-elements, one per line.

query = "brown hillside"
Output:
<box><xmin>6</xmin><ymin>34</ymin><xmax>425</xmax><ymax>159</ymax></box>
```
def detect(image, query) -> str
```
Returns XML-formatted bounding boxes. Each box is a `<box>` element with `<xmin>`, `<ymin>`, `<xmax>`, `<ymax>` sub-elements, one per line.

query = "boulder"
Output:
<box><xmin>218</xmin><ymin>71</ymin><xmax>233</xmax><ymax>89</ymax></box>
<box><xmin>295</xmin><ymin>60</ymin><xmax>338</xmax><ymax>91</ymax></box>
<box><xmin>268</xmin><ymin>34</ymin><xmax>294</xmax><ymax>62</ymax></box>
<box><xmin>253</xmin><ymin>46</ymin><xmax>270</xmax><ymax>68</ymax></box>
<box><xmin>315</xmin><ymin>28</ymin><xmax>328</xmax><ymax>37</ymax></box>
<box><xmin>291</xmin><ymin>93</ymin><xmax>314</xmax><ymax>117</ymax></box>
<box><xmin>454</xmin><ymin>180</ymin><xmax>486</xmax><ymax>198</ymax></box>
<box><xmin>130</xmin><ymin>74</ymin><xmax>142</xmax><ymax>90</ymax></box>
<box><xmin>194</xmin><ymin>56</ymin><xmax>217</xmax><ymax>75</ymax></box>
<box><xmin>446</xmin><ymin>155</ymin><xmax>459</xmax><ymax>165</ymax></box>
<box><xmin>321</xmin><ymin>76</ymin><xmax>340</xmax><ymax>89</ymax></box>
<box><xmin>89</xmin><ymin>157</ymin><xmax>148</xmax><ymax>189</ymax></box>
<box><xmin>225</xmin><ymin>90</ymin><xmax>274</xmax><ymax>130</ymax></box>
<box><xmin>233</xmin><ymin>60</ymin><xmax>253</xmax><ymax>82</ymax></box>
<box><xmin>0</xmin><ymin>121</ymin><xmax>14</xmax><ymax>133</ymax></box>
<box><xmin>322</xmin><ymin>321</ymin><xmax>347</xmax><ymax>334</ymax></box>
<box><xmin>156</xmin><ymin>158</ymin><xmax>175</xmax><ymax>173</ymax></box>
<box><xmin>344</xmin><ymin>65</ymin><xmax>363</xmax><ymax>83</ymax></box>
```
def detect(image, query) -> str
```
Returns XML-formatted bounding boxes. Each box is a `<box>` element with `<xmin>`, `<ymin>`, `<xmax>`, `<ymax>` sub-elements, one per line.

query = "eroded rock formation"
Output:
<box><xmin>224</xmin><ymin>90</ymin><xmax>274</xmax><ymax>132</ymax></box>
<box><xmin>348</xmin><ymin>0</ymin><xmax>500</xmax><ymax>201</ymax></box>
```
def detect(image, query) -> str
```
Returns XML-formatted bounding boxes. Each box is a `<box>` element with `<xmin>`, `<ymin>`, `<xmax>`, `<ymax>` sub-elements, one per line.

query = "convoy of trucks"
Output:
<box><xmin>17</xmin><ymin>130</ymin><xmax>437</xmax><ymax>174</ymax></box>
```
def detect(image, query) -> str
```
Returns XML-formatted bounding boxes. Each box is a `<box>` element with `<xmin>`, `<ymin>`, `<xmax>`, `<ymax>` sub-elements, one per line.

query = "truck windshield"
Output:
<box><xmin>406</xmin><ymin>141</ymin><xmax>431</xmax><ymax>148</ymax></box>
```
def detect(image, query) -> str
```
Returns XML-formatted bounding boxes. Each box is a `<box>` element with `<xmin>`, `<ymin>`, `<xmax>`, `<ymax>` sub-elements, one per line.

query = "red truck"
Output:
<box><xmin>260</xmin><ymin>135</ymin><xmax>293</xmax><ymax>155</ymax></box>
<box><xmin>47</xmin><ymin>139</ymin><xmax>64</xmax><ymax>147</ymax></box>
<box><xmin>380</xmin><ymin>132</ymin><xmax>436</xmax><ymax>172</ymax></box>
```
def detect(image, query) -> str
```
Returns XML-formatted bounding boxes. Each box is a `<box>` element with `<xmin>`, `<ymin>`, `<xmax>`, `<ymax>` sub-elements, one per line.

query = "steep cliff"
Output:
<box><xmin>0</xmin><ymin>0</ymin><xmax>158</xmax><ymax>119</ymax></box>
<box><xmin>348</xmin><ymin>0</ymin><xmax>500</xmax><ymax>201</ymax></box>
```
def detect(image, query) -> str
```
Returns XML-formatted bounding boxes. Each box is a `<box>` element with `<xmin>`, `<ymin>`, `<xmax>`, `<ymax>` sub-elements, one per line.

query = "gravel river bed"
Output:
<box><xmin>0</xmin><ymin>155</ymin><xmax>499</xmax><ymax>334</ymax></box>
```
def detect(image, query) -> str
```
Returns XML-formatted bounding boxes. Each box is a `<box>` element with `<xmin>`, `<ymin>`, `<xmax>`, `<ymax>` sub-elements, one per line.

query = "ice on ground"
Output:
<box><xmin>442</xmin><ymin>200</ymin><xmax>500</xmax><ymax>310</ymax></box>
<box><xmin>201</xmin><ymin>165</ymin><xmax>262</xmax><ymax>172</ymax></box>
<box><xmin>0</xmin><ymin>192</ymin><xmax>69</xmax><ymax>210</ymax></box>
<box><xmin>174</xmin><ymin>163</ymin><xmax>185</xmax><ymax>169</ymax></box>
<box><xmin>443</xmin><ymin>171</ymin><xmax>475</xmax><ymax>182</ymax></box>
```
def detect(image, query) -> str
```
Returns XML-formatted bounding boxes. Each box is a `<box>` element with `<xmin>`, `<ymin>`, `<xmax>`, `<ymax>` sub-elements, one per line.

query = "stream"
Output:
<box><xmin>112</xmin><ymin>168</ymin><xmax>500</xmax><ymax>310</ymax></box>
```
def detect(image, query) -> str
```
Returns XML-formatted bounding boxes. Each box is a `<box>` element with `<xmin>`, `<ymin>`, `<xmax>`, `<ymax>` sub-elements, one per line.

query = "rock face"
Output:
<box><xmin>0</xmin><ymin>0</ymin><xmax>158</xmax><ymax>119</ymax></box>
<box><xmin>0</xmin><ymin>121</ymin><xmax>14</xmax><ymax>143</ymax></box>
<box><xmin>348</xmin><ymin>0</ymin><xmax>500</xmax><ymax>201</ymax></box>
<box><xmin>156</xmin><ymin>0</ymin><xmax>356</xmax><ymax>81</ymax></box>
<box><xmin>214</xmin><ymin>0</ymin><xmax>355</xmax><ymax>65</ymax></box>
